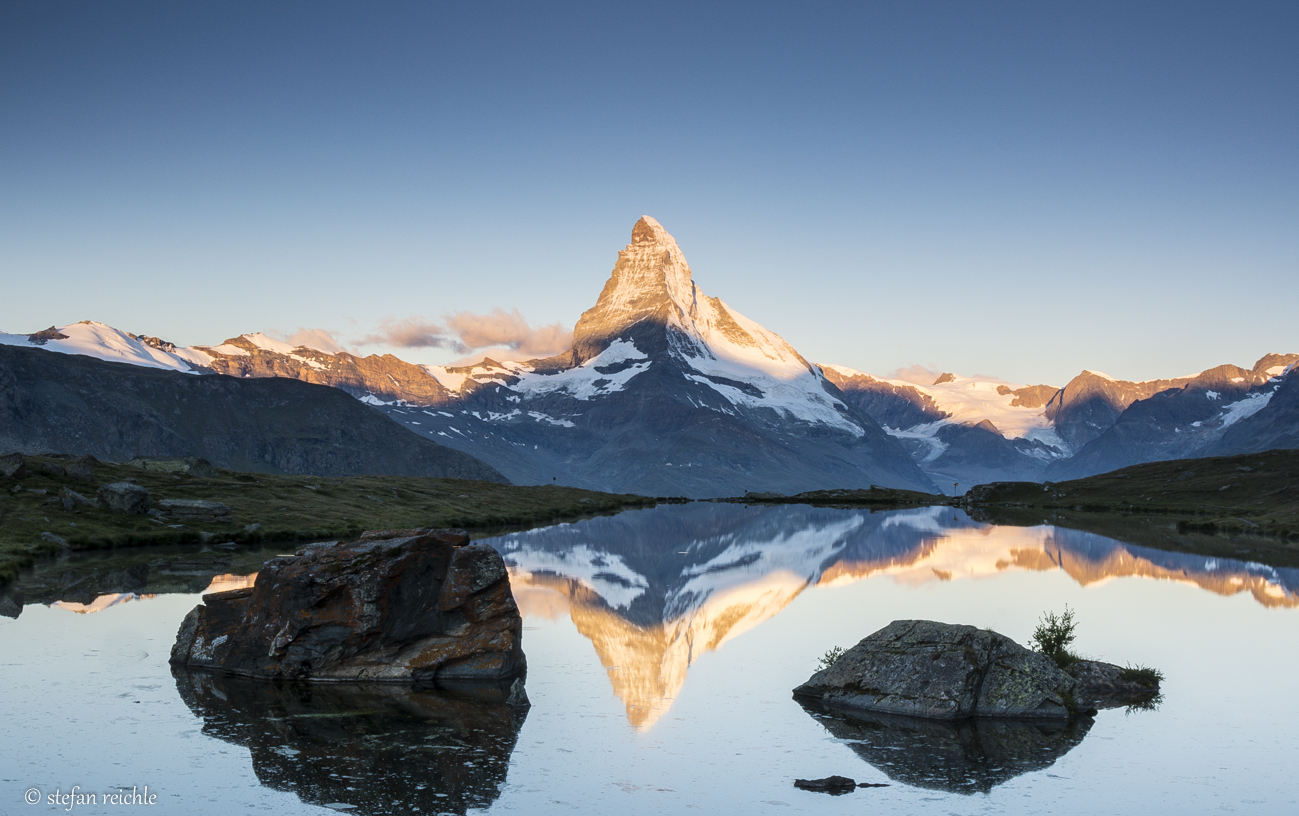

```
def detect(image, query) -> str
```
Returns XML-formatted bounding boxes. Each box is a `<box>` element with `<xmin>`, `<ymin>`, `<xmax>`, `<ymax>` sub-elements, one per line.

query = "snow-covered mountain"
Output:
<box><xmin>5</xmin><ymin>216</ymin><xmax>1296</xmax><ymax>492</ymax></box>
<box><xmin>364</xmin><ymin>216</ymin><xmax>936</xmax><ymax>497</ymax></box>
<box><xmin>823</xmin><ymin>355</ymin><xmax>1299</xmax><ymax>490</ymax></box>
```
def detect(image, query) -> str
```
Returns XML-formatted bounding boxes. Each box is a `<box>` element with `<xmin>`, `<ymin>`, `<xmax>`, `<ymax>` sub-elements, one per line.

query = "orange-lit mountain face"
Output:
<box><xmin>490</xmin><ymin>504</ymin><xmax>1298</xmax><ymax>728</ymax></box>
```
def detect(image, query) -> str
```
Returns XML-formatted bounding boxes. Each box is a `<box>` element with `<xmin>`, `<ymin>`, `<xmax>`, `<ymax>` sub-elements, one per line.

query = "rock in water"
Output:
<box><xmin>793</xmin><ymin>776</ymin><xmax>858</xmax><ymax>795</ymax></box>
<box><xmin>793</xmin><ymin>620</ymin><xmax>1080</xmax><ymax>721</ymax></box>
<box><xmin>169</xmin><ymin>530</ymin><xmax>526</xmax><ymax>687</ymax></box>
<box><xmin>1066</xmin><ymin>659</ymin><xmax>1160</xmax><ymax>707</ymax></box>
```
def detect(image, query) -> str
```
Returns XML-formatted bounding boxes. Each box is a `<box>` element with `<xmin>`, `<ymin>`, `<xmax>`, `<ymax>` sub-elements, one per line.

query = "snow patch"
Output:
<box><xmin>883</xmin><ymin>422</ymin><xmax>949</xmax><ymax>464</ymax></box>
<box><xmin>424</xmin><ymin>366</ymin><xmax>469</xmax><ymax>393</ymax></box>
<box><xmin>1218</xmin><ymin>391</ymin><xmax>1274</xmax><ymax>429</ymax></box>
<box><xmin>511</xmin><ymin>339</ymin><xmax>651</xmax><ymax>401</ymax></box>
<box><xmin>528</xmin><ymin>411</ymin><xmax>576</xmax><ymax>428</ymax></box>
<box><xmin>0</xmin><ymin>321</ymin><xmax>211</xmax><ymax>373</ymax></box>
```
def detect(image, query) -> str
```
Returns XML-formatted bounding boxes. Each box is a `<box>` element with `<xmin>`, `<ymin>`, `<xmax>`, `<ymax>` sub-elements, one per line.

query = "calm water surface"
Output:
<box><xmin>1</xmin><ymin>504</ymin><xmax>1296</xmax><ymax>815</ymax></box>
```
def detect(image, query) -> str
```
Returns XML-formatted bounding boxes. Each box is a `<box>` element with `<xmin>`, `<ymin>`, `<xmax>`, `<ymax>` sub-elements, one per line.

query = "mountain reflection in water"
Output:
<box><xmin>486</xmin><ymin>504</ymin><xmax>1299</xmax><ymax>728</ymax></box>
<box><xmin>172</xmin><ymin>669</ymin><xmax>527</xmax><ymax>816</ymax></box>
<box><xmin>798</xmin><ymin>700</ymin><xmax>1093</xmax><ymax>794</ymax></box>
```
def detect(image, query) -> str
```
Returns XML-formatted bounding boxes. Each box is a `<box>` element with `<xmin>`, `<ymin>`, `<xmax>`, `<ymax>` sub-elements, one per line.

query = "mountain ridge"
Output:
<box><xmin>3</xmin><ymin>217</ymin><xmax>1295</xmax><ymax>493</ymax></box>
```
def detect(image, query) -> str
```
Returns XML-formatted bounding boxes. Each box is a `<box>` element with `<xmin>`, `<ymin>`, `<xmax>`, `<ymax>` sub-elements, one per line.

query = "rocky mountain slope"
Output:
<box><xmin>0</xmin><ymin>345</ymin><xmax>505</xmax><ymax>481</ymax></box>
<box><xmin>1046</xmin><ymin>358</ymin><xmax>1298</xmax><ymax>480</ymax></box>
<box><xmin>824</xmin><ymin>354</ymin><xmax>1298</xmax><ymax>490</ymax></box>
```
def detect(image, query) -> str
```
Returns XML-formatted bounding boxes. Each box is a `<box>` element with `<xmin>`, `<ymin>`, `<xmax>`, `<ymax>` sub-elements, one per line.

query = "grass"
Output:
<box><xmin>816</xmin><ymin>646</ymin><xmax>846</xmax><ymax>671</ymax></box>
<box><xmin>963</xmin><ymin>449</ymin><xmax>1299</xmax><ymax>540</ymax></box>
<box><xmin>724</xmin><ymin>450</ymin><xmax>1299</xmax><ymax>550</ymax></box>
<box><xmin>1118</xmin><ymin>665</ymin><xmax>1165</xmax><ymax>688</ymax></box>
<box><xmin>719</xmin><ymin>485</ymin><xmax>949</xmax><ymax>508</ymax></box>
<box><xmin>0</xmin><ymin>453</ymin><xmax>658</xmax><ymax>586</ymax></box>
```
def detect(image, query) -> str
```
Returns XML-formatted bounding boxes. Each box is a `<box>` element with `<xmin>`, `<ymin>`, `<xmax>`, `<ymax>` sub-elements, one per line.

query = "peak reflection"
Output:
<box><xmin>485</xmin><ymin>504</ymin><xmax>1299</xmax><ymax>728</ymax></box>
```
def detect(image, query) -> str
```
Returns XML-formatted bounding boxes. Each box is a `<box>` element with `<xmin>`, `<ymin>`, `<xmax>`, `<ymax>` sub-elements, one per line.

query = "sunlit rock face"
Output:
<box><xmin>173</xmin><ymin>668</ymin><xmax>527</xmax><ymax>816</ymax></box>
<box><xmin>482</xmin><ymin>504</ymin><xmax>1299</xmax><ymax>729</ymax></box>
<box><xmin>198</xmin><ymin>334</ymin><xmax>462</xmax><ymax>407</ymax></box>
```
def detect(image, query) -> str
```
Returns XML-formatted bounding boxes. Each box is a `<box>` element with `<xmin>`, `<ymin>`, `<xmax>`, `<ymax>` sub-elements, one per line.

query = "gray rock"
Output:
<box><xmin>242</xmin><ymin>523</ymin><xmax>262</xmax><ymax>534</ymax></box>
<box><xmin>793</xmin><ymin>620</ymin><xmax>1081</xmax><ymax>721</ymax></box>
<box><xmin>41</xmin><ymin>461</ymin><xmax>68</xmax><ymax>478</ymax></box>
<box><xmin>794</xmin><ymin>776</ymin><xmax>858</xmax><ymax>795</ymax></box>
<box><xmin>0</xmin><ymin>452</ymin><xmax>26</xmax><ymax>479</ymax></box>
<box><xmin>58</xmin><ymin>486</ymin><xmax>98</xmax><ymax>511</ymax></box>
<box><xmin>158</xmin><ymin>499</ymin><xmax>233</xmax><ymax>524</ymax></box>
<box><xmin>98</xmin><ymin>481</ymin><xmax>150</xmax><ymax>514</ymax></box>
<box><xmin>40</xmin><ymin>531</ymin><xmax>68</xmax><ymax>547</ymax></box>
<box><xmin>1066</xmin><ymin>659</ymin><xmax>1160</xmax><ymax>708</ymax></box>
<box><xmin>127</xmin><ymin>457</ymin><xmax>216</xmax><ymax>478</ymax></box>
<box><xmin>64</xmin><ymin>461</ymin><xmax>94</xmax><ymax>482</ymax></box>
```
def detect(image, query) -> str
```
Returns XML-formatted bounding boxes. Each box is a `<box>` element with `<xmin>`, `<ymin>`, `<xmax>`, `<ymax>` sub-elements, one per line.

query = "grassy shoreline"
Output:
<box><xmin>0</xmin><ymin>453</ymin><xmax>659</xmax><ymax>585</ymax></box>
<box><xmin>6</xmin><ymin>448</ymin><xmax>1296</xmax><ymax>586</ymax></box>
<box><xmin>724</xmin><ymin>449</ymin><xmax>1299</xmax><ymax>565</ymax></box>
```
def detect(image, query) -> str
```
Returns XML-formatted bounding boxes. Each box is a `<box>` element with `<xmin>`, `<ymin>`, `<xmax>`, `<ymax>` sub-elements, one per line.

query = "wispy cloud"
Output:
<box><xmin>285</xmin><ymin>327</ymin><xmax>346</xmax><ymax>354</ymax></box>
<box><xmin>357</xmin><ymin>317</ymin><xmax>454</xmax><ymax>349</ymax></box>
<box><xmin>445</xmin><ymin>308</ymin><xmax>572</xmax><ymax>357</ymax></box>
<box><xmin>355</xmin><ymin>308</ymin><xmax>572</xmax><ymax>361</ymax></box>
<box><xmin>887</xmin><ymin>364</ymin><xmax>943</xmax><ymax>386</ymax></box>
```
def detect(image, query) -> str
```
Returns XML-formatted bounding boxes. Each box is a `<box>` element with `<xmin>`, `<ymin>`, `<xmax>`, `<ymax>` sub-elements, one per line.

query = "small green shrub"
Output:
<box><xmin>1119</xmin><ymin>664</ymin><xmax>1164</xmax><ymax>688</ymax></box>
<box><xmin>817</xmin><ymin>646</ymin><xmax>846</xmax><ymax>671</ymax></box>
<box><xmin>1029</xmin><ymin>605</ymin><xmax>1081</xmax><ymax>669</ymax></box>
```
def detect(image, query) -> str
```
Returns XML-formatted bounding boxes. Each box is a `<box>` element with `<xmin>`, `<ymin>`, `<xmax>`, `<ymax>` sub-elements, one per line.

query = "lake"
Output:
<box><xmin>2</xmin><ymin>503</ymin><xmax>1296</xmax><ymax>815</ymax></box>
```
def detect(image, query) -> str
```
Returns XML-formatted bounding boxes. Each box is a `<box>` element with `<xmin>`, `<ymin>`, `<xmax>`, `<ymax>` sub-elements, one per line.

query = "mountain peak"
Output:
<box><xmin>631</xmin><ymin>215</ymin><xmax>670</xmax><ymax>245</ymax></box>
<box><xmin>567</xmin><ymin>216</ymin><xmax>698</xmax><ymax>365</ymax></box>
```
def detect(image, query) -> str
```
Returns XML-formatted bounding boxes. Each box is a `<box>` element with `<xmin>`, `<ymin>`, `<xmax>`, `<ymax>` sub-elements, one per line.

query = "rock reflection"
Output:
<box><xmin>173</xmin><ymin>668</ymin><xmax>527</xmax><ymax>815</ymax></box>
<box><xmin>798</xmin><ymin>700</ymin><xmax>1092</xmax><ymax>794</ymax></box>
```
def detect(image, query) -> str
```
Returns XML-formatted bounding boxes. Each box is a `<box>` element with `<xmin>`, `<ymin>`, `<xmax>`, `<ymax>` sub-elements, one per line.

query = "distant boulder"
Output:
<box><xmin>157</xmin><ymin>499</ymin><xmax>233</xmax><ymax>525</ymax></box>
<box><xmin>0</xmin><ymin>453</ymin><xmax>25</xmax><ymax>479</ymax></box>
<box><xmin>97</xmin><ymin>481</ymin><xmax>150</xmax><ymax>514</ymax></box>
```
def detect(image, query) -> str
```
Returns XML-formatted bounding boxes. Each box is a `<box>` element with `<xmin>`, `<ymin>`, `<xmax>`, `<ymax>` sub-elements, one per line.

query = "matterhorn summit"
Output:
<box><xmin>386</xmin><ymin>216</ymin><xmax>938</xmax><ymax>496</ymax></box>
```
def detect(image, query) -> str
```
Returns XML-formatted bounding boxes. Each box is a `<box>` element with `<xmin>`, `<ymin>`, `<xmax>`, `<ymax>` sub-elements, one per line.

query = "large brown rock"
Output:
<box><xmin>793</xmin><ymin>620</ymin><xmax>1081</xmax><ymax>721</ymax></box>
<box><xmin>169</xmin><ymin>529</ymin><xmax>526</xmax><ymax>687</ymax></box>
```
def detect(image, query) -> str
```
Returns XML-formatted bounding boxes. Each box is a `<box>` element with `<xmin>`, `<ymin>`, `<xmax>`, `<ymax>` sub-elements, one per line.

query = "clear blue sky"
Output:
<box><xmin>2</xmin><ymin>1</ymin><xmax>1295</xmax><ymax>385</ymax></box>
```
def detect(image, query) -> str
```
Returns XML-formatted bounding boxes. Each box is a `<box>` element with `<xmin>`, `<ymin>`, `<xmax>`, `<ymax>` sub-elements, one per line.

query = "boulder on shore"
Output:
<box><xmin>157</xmin><ymin>499</ymin><xmax>233</xmax><ymax>524</ymax></box>
<box><xmin>0</xmin><ymin>452</ymin><xmax>27</xmax><ymax>479</ymax></box>
<box><xmin>793</xmin><ymin>620</ymin><xmax>1081</xmax><ymax>721</ymax></box>
<box><xmin>169</xmin><ymin>529</ymin><xmax>527</xmax><ymax>689</ymax></box>
<box><xmin>98</xmin><ymin>481</ymin><xmax>150</xmax><ymax>514</ymax></box>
